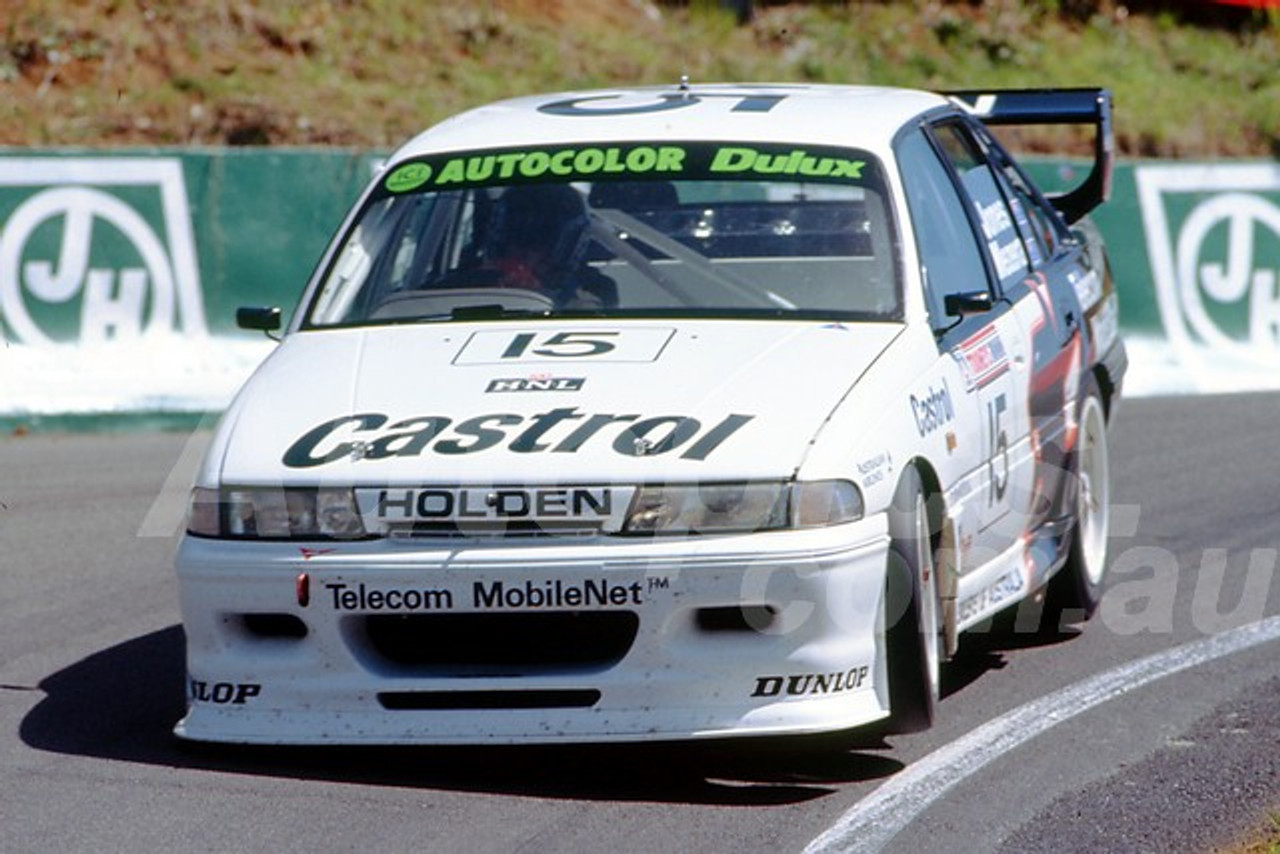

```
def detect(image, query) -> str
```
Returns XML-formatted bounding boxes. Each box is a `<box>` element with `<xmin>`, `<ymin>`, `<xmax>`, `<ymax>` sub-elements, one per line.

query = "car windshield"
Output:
<box><xmin>303</xmin><ymin>141</ymin><xmax>899</xmax><ymax>328</ymax></box>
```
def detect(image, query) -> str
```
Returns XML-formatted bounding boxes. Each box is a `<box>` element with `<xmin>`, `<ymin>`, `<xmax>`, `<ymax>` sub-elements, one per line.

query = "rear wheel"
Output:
<box><xmin>883</xmin><ymin>467</ymin><xmax>942</xmax><ymax>735</ymax></box>
<box><xmin>1046</xmin><ymin>377</ymin><xmax>1111</xmax><ymax>624</ymax></box>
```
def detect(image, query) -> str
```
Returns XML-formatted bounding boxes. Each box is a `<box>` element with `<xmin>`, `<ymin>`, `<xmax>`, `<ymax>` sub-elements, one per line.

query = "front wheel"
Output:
<box><xmin>883</xmin><ymin>467</ymin><xmax>942</xmax><ymax>735</ymax></box>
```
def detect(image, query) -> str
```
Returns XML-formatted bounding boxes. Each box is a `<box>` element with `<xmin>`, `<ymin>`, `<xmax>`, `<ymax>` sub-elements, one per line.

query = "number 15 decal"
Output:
<box><xmin>987</xmin><ymin>393</ymin><xmax>1009</xmax><ymax>505</ymax></box>
<box><xmin>454</xmin><ymin>327</ymin><xmax>676</xmax><ymax>365</ymax></box>
<box><xmin>502</xmin><ymin>331</ymin><xmax>618</xmax><ymax>359</ymax></box>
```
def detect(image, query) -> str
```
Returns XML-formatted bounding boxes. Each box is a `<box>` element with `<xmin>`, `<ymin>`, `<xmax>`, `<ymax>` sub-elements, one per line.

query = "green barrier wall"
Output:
<box><xmin>1</xmin><ymin>150</ymin><xmax>1278</xmax><ymax>407</ymax></box>
<box><xmin>0</xmin><ymin>149</ymin><xmax>378</xmax><ymax>344</ymax></box>
<box><xmin>1024</xmin><ymin>160</ymin><xmax>1162</xmax><ymax>336</ymax></box>
<box><xmin>1024</xmin><ymin>158</ymin><xmax>1280</xmax><ymax>350</ymax></box>
<box><xmin>184</xmin><ymin>150</ymin><xmax>380</xmax><ymax>331</ymax></box>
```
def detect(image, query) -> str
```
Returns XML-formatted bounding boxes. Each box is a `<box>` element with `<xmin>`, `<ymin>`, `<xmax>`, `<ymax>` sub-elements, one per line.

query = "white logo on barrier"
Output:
<box><xmin>0</xmin><ymin>158</ymin><xmax>207</xmax><ymax>345</ymax></box>
<box><xmin>1137</xmin><ymin>164</ymin><xmax>1280</xmax><ymax>377</ymax></box>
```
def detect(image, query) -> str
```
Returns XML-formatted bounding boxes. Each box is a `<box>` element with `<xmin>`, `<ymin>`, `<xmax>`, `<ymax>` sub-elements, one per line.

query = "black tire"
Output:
<box><xmin>1044</xmin><ymin>375</ymin><xmax>1111</xmax><ymax>626</ymax></box>
<box><xmin>883</xmin><ymin>466</ymin><xmax>942</xmax><ymax>735</ymax></box>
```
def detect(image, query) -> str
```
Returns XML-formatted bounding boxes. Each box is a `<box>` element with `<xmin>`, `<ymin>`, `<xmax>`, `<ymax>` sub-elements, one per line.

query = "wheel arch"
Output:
<box><xmin>897</xmin><ymin>457</ymin><xmax>960</xmax><ymax>658</ymax></box>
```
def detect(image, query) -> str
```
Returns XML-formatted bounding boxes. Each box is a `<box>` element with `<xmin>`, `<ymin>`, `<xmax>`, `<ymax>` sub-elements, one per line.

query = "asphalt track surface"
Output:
<box><xmin>3</xmin><ymin>392</ymin><xmax>1279</xmax><ymax>854</ymax></box>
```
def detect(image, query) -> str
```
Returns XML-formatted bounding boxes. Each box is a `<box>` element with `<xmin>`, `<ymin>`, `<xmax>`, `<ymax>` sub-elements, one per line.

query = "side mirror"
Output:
<box><xmin>236</xmin><ymin>306</ymin><xmax>282</xmax><ymax>337</ymax></box>
<box><xmin>944</xmin><ymin>290</ymin><xmax>995</xmax><ymax>317</ymax></box>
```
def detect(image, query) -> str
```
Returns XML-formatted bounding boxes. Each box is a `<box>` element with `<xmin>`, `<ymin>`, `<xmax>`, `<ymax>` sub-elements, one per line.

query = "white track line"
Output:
<box><xmin>804</xmin><ymin>616</ymin><xmax>1280</xmax><ymax>854</ymax></box>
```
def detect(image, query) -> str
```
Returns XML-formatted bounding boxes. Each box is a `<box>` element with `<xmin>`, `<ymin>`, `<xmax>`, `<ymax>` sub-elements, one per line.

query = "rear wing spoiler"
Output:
<box><xmin>946</xmin><ymin>88</ymin><xmax>1114</xmax><ymax>224</ymax></box>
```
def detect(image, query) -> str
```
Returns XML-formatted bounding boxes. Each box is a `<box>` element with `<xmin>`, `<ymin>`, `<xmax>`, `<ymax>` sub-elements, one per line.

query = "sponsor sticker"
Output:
<box><xmin>1137</xmin><ymin>163</ymin><xmax>1280</xmax><ymax>385</ymax></box>
<box><xmin>188</xmin><ymin>679</ymin><xmax>262</xmax><ymax>705</ymax></box>
<box><xmin>708</xmin><ymin>147</ymin><xmax>866</xmax><ymax>179</ymax></box>
<box><xmin>454</xmin><ymin>327</ymin><xmax>674</xmax><ymax>365</ymax></box>
<box><xmin>486</xmin><ymin>376</ymin><xmax>585</xmax><ymax>393</ymax></box>
<box><xmin>0</xmin><ymin>158</ymin><xmax>207</xmax><ymax>345</ymax></box>
<box><xmin>953</xmin><ymin>326</ymin><xmax>1010</xmax><ymax>391</ymax></box>
<box><xmin>283</xmin><ymin>408</ymin><xmax>755</xmax><ymax>466</ymax></box>
<box><xmin>538</xmin><ymin>90</ymin><xmax>793</xmax><ymax>118</ymax></box>
<box><xmin>856</xmin><ymin>451</ymin><xmax>892</xmax><ymax>489</ymax></box>
<box><xmin>322</xmin><ymin>577</ymin><xmax>660</xmax><ymax>613</ymax></box>
<box><xmin>385</xmin><ymin>162</ymin><xmax>432</xmax><ymax>193</ymax></box>
<box><xmin>391</xmin><ymin>146</ymin><xmax>688</xmax><ymax>190</ymax></box>
<box><xmin>957</xmin><ymin>568</ymin><xmax>1026</xmax><ymax>624</ymax></box>
<box><xmin>371</xmin><ymin>485</ymin><xmax>631</xmax><ymax>530</ymax></box>
<box><xmin>326</xmin><ymin>582</ymin><xmax>454</xmax><ymax>612</ymax></box>
<box><xmin>909</xmin><ymin>379</ymin><xmax>955</xmax><ymax>437</ymax></box>
<box><xmin>379</xmin><ymin>140</ymin><xmax>878</xmax><ymax>198</ymax></box>
<box><xmin>750</xmin><ymin>665</ymin><xmax>871</xmax><ymax>698</ymax></box>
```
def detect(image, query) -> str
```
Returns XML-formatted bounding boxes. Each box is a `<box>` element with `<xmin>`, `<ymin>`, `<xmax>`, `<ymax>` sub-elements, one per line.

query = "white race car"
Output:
<box><xmin>176</xmin><ymin>82</ymin><xmax>1126</xmax><ymax>745</ymax></box>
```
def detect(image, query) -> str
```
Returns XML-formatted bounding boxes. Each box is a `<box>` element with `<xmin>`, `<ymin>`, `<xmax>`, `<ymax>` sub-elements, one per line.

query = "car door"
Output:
<box><xmin>896</xmin><ymin>125</ymin><xmax>1033</xmax><ymax>579</ymax></box>
<box><xmin>926</xmin><ymin>116</ymin><xmax>1089</xmax><ymax>585</ymax></box>
<box><xmin>966</xmin><ymin>120</ymin><xmax>1090</xmax><ymax>539</ymax></box>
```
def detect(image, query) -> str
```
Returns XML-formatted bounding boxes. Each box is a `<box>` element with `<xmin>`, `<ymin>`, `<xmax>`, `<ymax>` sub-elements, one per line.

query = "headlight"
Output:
<box><xmin>621</xmin><ymin>480</ymin><xmax>862</xmax><ymax>535</ymax></box>
<box><xmin>186</xmin><ymin>486</ymin><xmax>367</xmax><ymax>539</ymax></box>
<box><xmin>792</xmin><ymin>480</ymin><xmax>864</xmax><ymax>528</ymax></box>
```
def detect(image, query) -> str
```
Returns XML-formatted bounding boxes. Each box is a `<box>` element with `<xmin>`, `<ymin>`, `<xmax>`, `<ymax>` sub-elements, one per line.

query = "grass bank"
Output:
<box><xmin>1</xmin><ymin>0</ymin><xmax>1277</xmax><ymax>157</ymax></box>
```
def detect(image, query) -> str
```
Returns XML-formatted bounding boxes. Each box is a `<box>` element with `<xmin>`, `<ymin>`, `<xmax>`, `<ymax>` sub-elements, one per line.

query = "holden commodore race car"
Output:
<box><xmin>175</xmin><ymin>82</ymin><xmax>1126</xmax><ymax>745</ymax></box>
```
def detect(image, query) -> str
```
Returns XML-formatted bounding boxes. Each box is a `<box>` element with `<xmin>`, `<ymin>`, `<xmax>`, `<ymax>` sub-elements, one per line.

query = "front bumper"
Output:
<box><xmin>174</xmin><ymin>516</ymin><xmax>892</xmax><ymax>744</ymax></box>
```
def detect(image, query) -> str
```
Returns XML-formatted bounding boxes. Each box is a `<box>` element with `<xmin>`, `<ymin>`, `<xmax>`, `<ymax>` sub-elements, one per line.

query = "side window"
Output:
<box><xmin>999</xmin><ymin>171</ymin><xmax>1050</xmax><ymax>266</ymax></box>
<box><xmin>896</xmin><ymin>129</ymin><xmax>991</xmax><ymax>329</ymax></box>
<box><xmin>932</xmin><ymin>123</ymin><xmax>1031</xmax><ymax>291</ymax></box>
<box><xmin>995</xmin><ymin>154</ymin><xmax>1067</xmax><ymax>264</ymax></box>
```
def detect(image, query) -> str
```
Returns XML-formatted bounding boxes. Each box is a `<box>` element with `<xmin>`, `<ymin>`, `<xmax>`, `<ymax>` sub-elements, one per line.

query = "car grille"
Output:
<box><xmin>358</xmin><ymin>611</ymin><xmax>639</xmax><ymax>676</ymax></box>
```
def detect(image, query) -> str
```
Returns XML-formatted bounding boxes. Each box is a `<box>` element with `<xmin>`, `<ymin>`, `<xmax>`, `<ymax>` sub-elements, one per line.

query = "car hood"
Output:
<box><xmin>214</xmin><ymin>320</ymin><xmax>903</xmax><ymax>485</ymax></box>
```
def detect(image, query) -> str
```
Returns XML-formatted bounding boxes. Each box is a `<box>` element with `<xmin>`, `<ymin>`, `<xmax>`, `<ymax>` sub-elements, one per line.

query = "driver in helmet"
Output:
<box><xmin>482</xmin><ymin>184</ymin><xmax>615</xmax><ymax>310</ymax></box>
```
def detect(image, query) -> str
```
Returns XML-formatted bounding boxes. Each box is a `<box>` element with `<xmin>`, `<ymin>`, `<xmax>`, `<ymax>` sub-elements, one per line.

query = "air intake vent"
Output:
<box><xmin>378</xmin><ymin>690</ymin><xmax>601</xmax><ymax>710</ymax></box>
<box><xmin>360</xmin><ymin>611</ymin><xmax>639</xmax><ymax>676</ymax></box>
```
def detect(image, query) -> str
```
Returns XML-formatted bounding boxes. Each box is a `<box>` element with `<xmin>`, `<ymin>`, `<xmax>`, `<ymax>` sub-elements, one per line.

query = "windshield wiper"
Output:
<box><xmin>450</xmin><ymin>304</ymin><xmax>552</xmax><ymax>321</ymax></box>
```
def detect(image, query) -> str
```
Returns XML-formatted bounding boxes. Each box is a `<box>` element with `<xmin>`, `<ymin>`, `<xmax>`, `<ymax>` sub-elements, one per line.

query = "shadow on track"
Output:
<box><xmin>20</xmin><ymin>626</ymin><xmax>905</xmax><ymax>806</ymax></box>
<box><xmin>943</xmin><ymin>619</ymin><xmax>1084</xmax><ymax>700</ymax></box>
